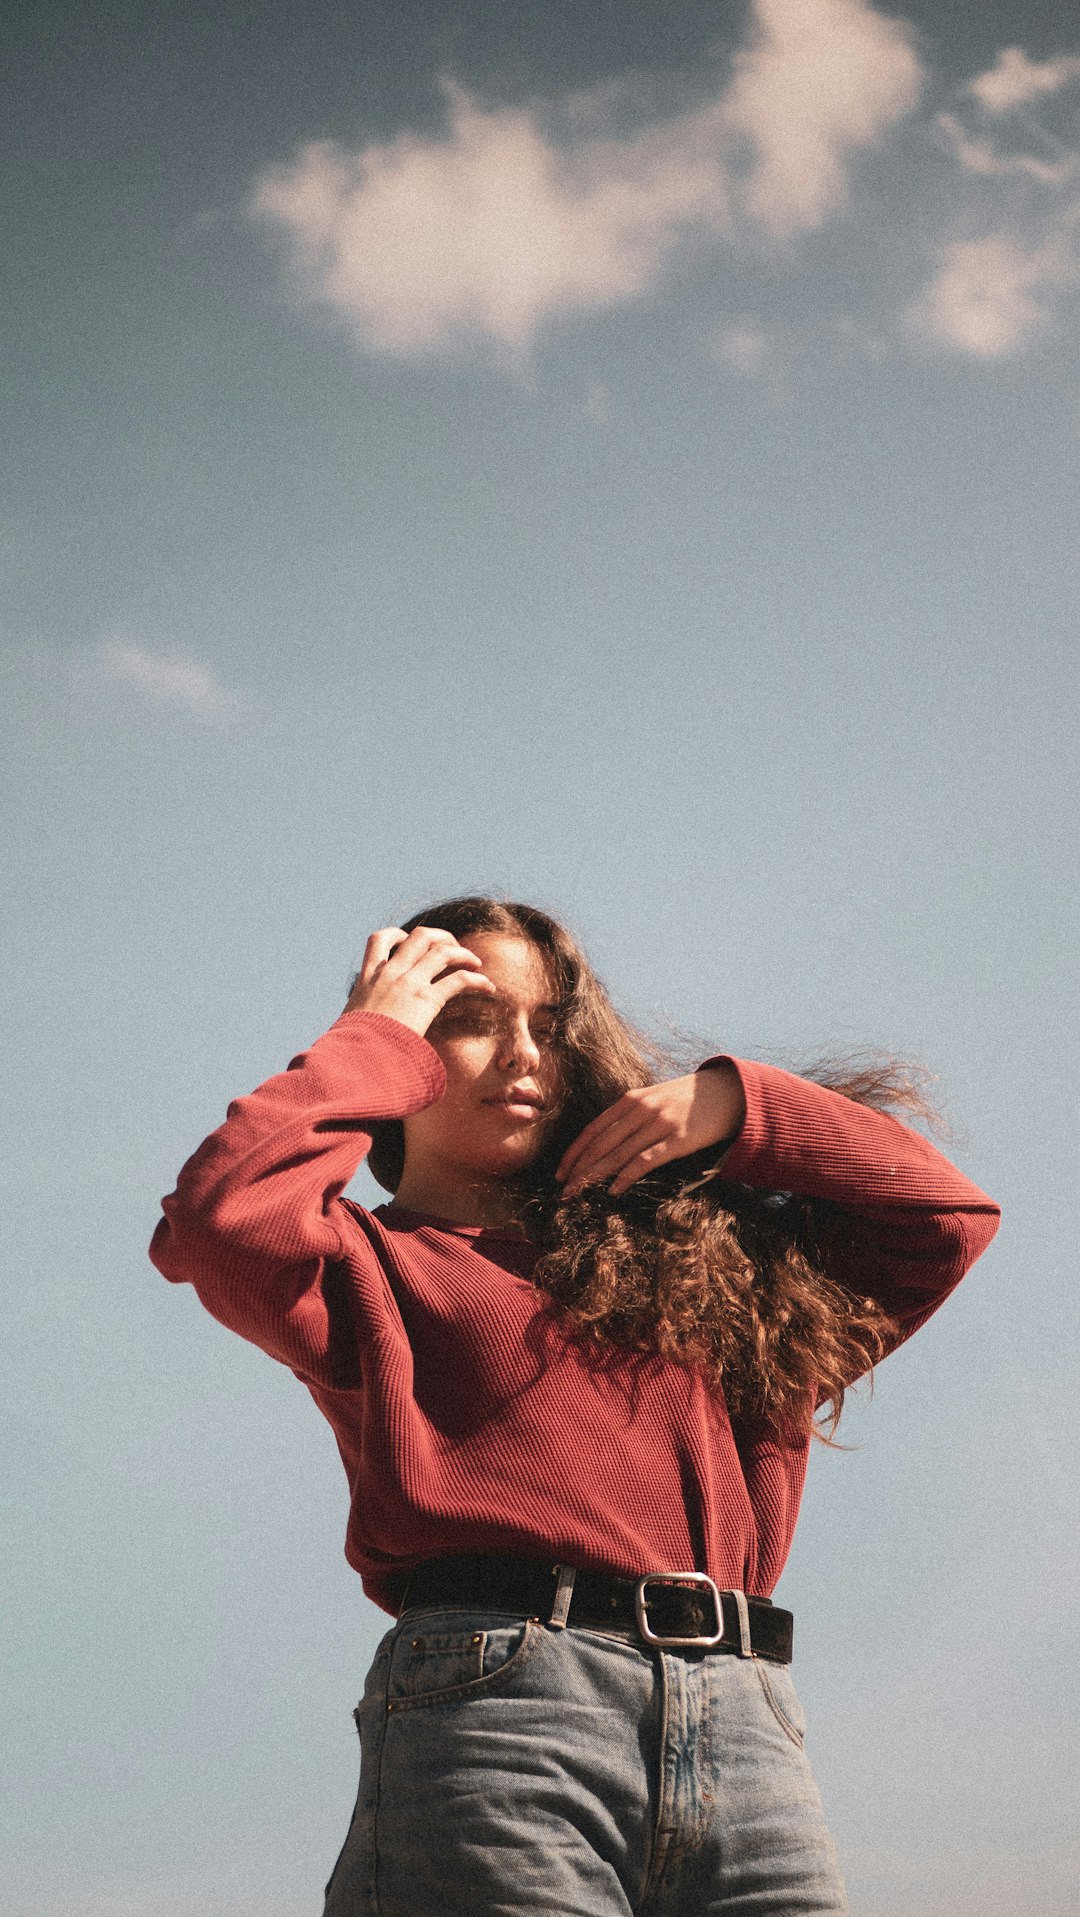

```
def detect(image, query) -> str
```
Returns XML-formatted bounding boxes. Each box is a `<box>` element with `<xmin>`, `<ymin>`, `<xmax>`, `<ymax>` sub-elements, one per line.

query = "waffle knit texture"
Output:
<box><xmin>150</xmin><ymin>1011</ymin><xmax>1000</xmax><ymax>1614</ymax></box>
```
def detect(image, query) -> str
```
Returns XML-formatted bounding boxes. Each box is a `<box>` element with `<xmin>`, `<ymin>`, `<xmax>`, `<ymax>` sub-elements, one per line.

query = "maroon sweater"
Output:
<box><xmin>150</xmin><ymin>1010</ymin><xmax>1000</xmax><ymax>1614</ymax></box>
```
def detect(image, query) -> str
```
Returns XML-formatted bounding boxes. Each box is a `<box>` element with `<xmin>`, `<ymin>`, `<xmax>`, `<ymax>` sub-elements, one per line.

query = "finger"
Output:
<box><xmin>381</xmin><ymin>927</ymin><xmax>463</xmax><ymax>979</ymax></box>
<box><xmin>412</xmin><ymin>940</ymin><xmax>488</xmax><ymax>985</ymax></box>
<box><xmin>563</xmin><ymin>1117</ymin><xmax>671</xmax><ymax>1192</ymax></box>
<box><xmin>562</xmin><ymin>1119</ymin><xmax>661</xmax><ymax>1188</ymax></box>
<box><xmin>404</xmin><ymin>925</ymin><xmax>461</xmax><ymax>948</ymax></box>
<box><xmin>608</xmin><ymin>1140</ymin><xmax>679</xmax><ymax>1197</ymax></box>
<box><xmin>432</xmin><ymin>967</ymin><xmax>498</xmax><ymax>1007</ymax></box>
<box><xmin>358</xmin><ymin>927</ymin><xmax>407</xmax><ymax>983</ymax></box>
<box><xmin>557</xmin><ymin>1098</ymin><xmax>643</xmax><ymax>1178</ymax></box>
<box><xmin>558</xmin><ymin>1095</ymin><xmax>658</xmax><ymax>1180</ymax></box>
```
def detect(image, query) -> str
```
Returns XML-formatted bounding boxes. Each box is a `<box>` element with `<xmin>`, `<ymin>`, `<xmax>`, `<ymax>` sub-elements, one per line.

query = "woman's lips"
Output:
<box><xmin>483</xmin><ymin>1093</ymin><xmax>545</xmax><ymax>1119</ymax></box>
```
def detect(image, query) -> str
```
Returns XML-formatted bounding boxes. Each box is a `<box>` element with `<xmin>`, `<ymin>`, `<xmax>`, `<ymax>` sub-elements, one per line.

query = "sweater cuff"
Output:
<box><xmin>696</xmin><ymin>1055</ymin><xmax>767</xmax><ymax>1180</ymax></box>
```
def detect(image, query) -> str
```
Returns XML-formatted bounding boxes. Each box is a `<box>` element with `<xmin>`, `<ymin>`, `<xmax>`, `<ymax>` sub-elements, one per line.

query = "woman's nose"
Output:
<box><xmin>500</xmin><ymin>1018</ymin><xmax>540</xmax><ymax>1072</ymax></box>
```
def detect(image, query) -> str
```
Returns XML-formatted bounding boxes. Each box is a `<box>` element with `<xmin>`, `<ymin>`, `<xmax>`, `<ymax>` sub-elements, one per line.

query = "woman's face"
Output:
<box><xmin>401</xmin><ymin>932</ymin><xmax>566</xmax><ymax>1187</ymax></box>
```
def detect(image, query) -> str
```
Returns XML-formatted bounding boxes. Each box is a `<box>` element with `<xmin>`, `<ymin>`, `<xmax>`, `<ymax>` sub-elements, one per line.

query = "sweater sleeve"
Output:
<box><xmin>710</xmin><ymin>1058</ymin><xmax>1001</xmax><ymax>1350</ymax></box>
<box><xmin>149</xmin><ymin>1011</ymin><xmax>445</xmax><ymax>1382</ymax></box>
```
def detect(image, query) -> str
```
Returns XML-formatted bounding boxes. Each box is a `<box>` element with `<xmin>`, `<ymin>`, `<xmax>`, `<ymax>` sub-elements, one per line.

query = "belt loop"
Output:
<box><xmin>731</xmin><ymin>1589</ymin><xmax>753</xmax><ymax>1658</ymax></box>
<box><xmin>548</xmin><ymin>1563</ymin><xmax>577</xmax><ymax>1630</ymax></box>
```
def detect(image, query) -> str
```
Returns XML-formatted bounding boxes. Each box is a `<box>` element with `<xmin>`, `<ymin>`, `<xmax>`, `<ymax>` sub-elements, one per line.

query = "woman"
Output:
<box><xmin>151</xmin><ymin>896</ymin><xmax>1000</xmax><ymax>1916</ymax></box>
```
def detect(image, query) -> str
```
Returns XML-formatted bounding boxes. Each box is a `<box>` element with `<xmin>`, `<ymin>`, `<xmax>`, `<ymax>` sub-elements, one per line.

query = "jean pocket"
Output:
<box><xmin>386</xmin><ymin>1615</ymin><xmax>539</xmax><ymax>1710</ymax></box>
<box><xmin>755</xmin><ymin>1660</ymin><xmax>807</xmax><ymax>1747</ymax></box>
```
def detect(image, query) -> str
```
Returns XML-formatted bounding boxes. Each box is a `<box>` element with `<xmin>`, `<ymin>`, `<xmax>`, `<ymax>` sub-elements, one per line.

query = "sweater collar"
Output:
<box><xmin>376</xmin><ymin>1202</ymin><xmax>532</xmax><ymax>1244</ymax></box>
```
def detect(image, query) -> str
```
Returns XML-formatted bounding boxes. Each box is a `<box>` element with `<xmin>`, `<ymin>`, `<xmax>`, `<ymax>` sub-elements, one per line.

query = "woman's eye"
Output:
<box><xmin>433</xmin><ymin>1008</ymin><xmax>561</xmax><ymax>1044</ymax></box>
<box><xmin>437</xmin><ymin>1008</ymin><xmax>496</xmax><ymax>1034</ymax></box>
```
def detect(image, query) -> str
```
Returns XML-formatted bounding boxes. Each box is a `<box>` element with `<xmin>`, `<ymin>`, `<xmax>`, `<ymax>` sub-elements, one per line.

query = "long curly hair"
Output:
<box><xmin>364</xmin><ymin>897</ymin><xmax>939</xmax><ymax>1440</ymax></box>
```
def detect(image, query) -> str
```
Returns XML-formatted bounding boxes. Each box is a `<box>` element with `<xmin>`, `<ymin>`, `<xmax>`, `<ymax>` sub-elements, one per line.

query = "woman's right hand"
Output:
<box><xmin>343</xmin><ymin>926</ymin><xmax>497</xmax><ymax>1038</ymax></box>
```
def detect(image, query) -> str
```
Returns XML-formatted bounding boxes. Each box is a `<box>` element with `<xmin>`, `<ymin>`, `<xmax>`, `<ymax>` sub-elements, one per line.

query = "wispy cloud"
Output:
<box><xmin>935</xmin><ymin>111</ymin><xmax>1074</xmax><ymax>187</ymax></box>
<box><xmin>96</xmin><ymin>640</ymin><xmax>237</xmax><ymax>716</ymax></box>
<box><xmin>251</xmin><ymin>0</ymin><xmax>922</xmax><ymax>359</ymax></box>
<box><xmin>967</xmin><ymin>46</ymin><xmax>1080</xmax><ymax>116</ymax></box>
<box><xmin>905</xmin><ymin>44</ymin><xmax>1080</xmax><ymax>359</ymax></box>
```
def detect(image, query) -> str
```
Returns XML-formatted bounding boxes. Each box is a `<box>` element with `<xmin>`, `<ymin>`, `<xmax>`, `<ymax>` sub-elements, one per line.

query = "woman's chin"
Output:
<box><xmin>468</xmin><ymin>1136</ymin><xmax>546</xmax><ymax>1180</ymax></box>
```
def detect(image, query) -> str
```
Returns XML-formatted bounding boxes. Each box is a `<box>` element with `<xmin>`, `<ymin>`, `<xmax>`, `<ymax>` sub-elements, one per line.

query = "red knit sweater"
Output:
<box><xmin>150</xmin><ymin>1011</ymin><xmax>1000</xmax><ymax>1614</ymax></box>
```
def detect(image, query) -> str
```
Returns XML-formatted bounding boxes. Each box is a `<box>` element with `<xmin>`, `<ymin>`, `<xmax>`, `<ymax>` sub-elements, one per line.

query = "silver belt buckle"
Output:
<box><xmin>634</xmin><ymin>1571</ymin><xmax>726</xmax><ymax>1649</ymax></box>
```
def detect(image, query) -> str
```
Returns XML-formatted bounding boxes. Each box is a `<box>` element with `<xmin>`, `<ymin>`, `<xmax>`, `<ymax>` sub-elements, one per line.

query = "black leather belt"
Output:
<box><xmin>399</xmin><ymin>1555</ymin><xmax>793</xmax><ymax>1664</ymax></box>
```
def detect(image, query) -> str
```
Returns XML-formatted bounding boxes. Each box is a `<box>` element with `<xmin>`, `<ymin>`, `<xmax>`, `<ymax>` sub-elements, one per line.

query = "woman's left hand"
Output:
<box><xmin>556</xmin><ymin>1063</ymin><xmax>747</xmax><ymax>1198</ymax></box>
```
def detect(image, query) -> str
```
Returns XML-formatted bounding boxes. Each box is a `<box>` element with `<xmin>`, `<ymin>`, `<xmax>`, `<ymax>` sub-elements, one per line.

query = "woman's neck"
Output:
<box><xmin>392</xmin><ymin>1164</ymin><xmax>522</xmax><ymax>1230</ymax></box>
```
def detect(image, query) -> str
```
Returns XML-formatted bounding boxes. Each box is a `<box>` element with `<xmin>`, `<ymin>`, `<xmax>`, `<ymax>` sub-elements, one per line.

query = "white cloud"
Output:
<box><xmin>249</xmin><ymin>5</ymin><xmax>1080</xmax><ymax>370</ymax></box>
<box><xmin>253</xmin><ymin>85</ymin><xmax>722</xmax><ymax>358</ymax></box>
<box><xmin>904</xmin><ymin>232</ymin><xmax>1070</xmax><ymax>358</ymax></box>
<box><xmin>251</xmin><ymin>0</ymin><xmax>923</xmax><ymax>358</ymax></box>
<box><xmin>722</xmin><ymin>0</ymin><xmax>921</xmax><ymax>234</ymax></box>
<box><xmin>97</xmin><ymin>640</ymin><xmax>236</xmax><ymax>716</ymax></box>
<box><xmin>968</xmin><ymin>46</ymin><xmax>1080</xmax><ymax>116</ymax></box>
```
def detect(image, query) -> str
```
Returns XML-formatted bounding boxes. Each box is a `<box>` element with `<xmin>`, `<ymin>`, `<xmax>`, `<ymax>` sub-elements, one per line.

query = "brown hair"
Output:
<box><xmin>365</xmin><ymin>896</ymin><xmax>936</xmax><ymax>1439</ymax></box>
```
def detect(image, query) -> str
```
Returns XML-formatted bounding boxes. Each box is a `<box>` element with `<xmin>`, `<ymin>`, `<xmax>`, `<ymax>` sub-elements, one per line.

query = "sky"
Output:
<box><xmin>3</xmin><ymin>0</ymin><xmax>1079</xmax><ymax>1911</ymax></box>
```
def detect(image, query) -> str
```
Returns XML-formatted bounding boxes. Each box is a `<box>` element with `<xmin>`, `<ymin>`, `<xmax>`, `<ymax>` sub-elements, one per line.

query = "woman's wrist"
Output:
<box><xmin>695</xmin><ymin>1057</ymin><xmax>748</xmax><ymax>1146</ymax></box>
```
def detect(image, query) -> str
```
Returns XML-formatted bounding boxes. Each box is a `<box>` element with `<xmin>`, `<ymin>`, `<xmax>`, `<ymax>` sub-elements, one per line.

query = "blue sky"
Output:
<box><xmin>3</xmin><ymin>2</ymin><xmax>1079</xmax><ymax>1912</ymax></box>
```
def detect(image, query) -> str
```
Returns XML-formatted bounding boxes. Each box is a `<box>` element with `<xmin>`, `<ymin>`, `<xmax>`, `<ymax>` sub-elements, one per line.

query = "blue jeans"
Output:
<box><xmin>324</xmin><ymin>1607</ymin><xmax>848</xmax><ymax>1915</ymax></box>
